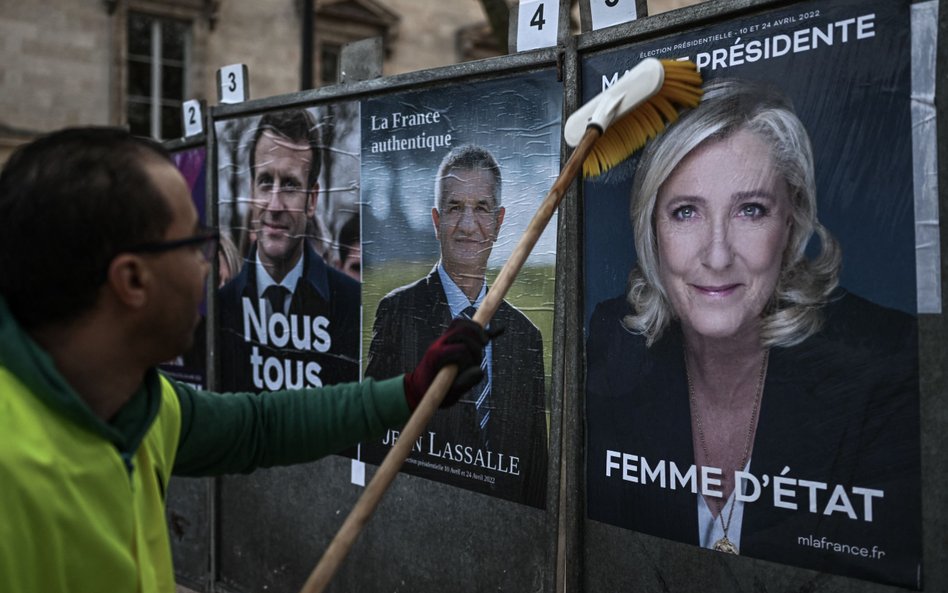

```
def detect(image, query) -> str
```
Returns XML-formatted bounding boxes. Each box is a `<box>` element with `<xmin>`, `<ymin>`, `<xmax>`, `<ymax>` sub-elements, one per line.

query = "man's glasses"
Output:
<box><xmin>126</xmin><ymin>229</ymin><xmax>220</xmax><ymax>262</ymax></box>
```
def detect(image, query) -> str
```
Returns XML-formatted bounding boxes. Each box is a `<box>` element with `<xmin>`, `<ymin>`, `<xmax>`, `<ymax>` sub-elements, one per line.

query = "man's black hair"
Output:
<box><xmin>248</xmin><ymin>109</ymin><xmax>321</xmax><ymax>190</ymax></box>
<box><xmin>0</xmin><ymin>127</ymin><xmax>174</xmax><ymax>329</ymax></box>
<box><xmin>338</xmin><ymin>214</ymin><xmax>360</xmax><ymax>263</ymax></box>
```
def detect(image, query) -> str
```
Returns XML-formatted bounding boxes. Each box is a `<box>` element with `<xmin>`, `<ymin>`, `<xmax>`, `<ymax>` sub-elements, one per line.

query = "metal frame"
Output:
<box><xmin>162</xmin><ymin>131</ymin><xmax>216</xmax><ymax>593</ymax></box>
<box><xmin>206</xmin><ymin>47</ymin><xmax>564</xmax><ymax>593</ymax></box>
<box><xmin>569</xmin><ymin>1</ymin><xmax>946</xmax><ymax>592</ymax></box>
<box><xmin>165</xmin><ymin>0</ymin><xmax>947</xmax><ymax>590</ymax></box>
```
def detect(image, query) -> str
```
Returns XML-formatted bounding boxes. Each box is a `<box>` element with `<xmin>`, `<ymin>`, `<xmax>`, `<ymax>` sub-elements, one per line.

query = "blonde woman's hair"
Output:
<box><xmin>217</xmin><ymin>232</ymin><xmax>243</xmax><ymax>288</ymax></box>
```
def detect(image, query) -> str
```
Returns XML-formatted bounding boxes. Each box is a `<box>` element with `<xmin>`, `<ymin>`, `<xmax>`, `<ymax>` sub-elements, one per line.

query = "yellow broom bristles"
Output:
<box><xmin>582</xmin><ymin>59</ymin><xmax>703</xmax><ymax>178</ymax></box>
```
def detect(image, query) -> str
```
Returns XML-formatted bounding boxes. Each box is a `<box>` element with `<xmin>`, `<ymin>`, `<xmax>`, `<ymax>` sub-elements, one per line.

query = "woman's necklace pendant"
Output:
<box><xmin>713</xmin><ymin>536</ymin><xmax>739</xmax><ymax>554</ymax></box>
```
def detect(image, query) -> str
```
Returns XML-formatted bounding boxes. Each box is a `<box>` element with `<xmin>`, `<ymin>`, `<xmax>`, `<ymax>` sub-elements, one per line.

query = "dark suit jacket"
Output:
<box><xmin>218</xmin><ymin>242</ymin><xmax>360</xmax><ymax>393</ymax></box>
<box><xmin>364</xmin><ymin>266</ymin><xmax>548</xmax><ymax>508</ymax></box>
<box><xmin>586</xmin><ymin>290</ymin><xmax>921</xmax><ymax>588</ymax></box>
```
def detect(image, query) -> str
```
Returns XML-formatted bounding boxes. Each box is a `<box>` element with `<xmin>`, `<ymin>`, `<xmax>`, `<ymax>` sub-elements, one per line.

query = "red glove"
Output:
<box><xmin>404</xmin><ymin>318</ymin><xmax>490</xmax><ymax>411</ymax></box>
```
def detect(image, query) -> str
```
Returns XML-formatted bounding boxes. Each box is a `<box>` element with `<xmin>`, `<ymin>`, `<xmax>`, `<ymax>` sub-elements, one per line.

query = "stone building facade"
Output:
<box><xmin>0</xmin><ymin>0</ymin><xmax>701</xmax><ymax>163</ymax></box>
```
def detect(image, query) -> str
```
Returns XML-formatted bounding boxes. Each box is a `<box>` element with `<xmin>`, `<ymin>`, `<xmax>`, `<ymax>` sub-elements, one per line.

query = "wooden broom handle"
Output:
<box><xmin>300</xmin><ymin>126</ymin><xmax>602</xmax><ymax>593</ymax></box>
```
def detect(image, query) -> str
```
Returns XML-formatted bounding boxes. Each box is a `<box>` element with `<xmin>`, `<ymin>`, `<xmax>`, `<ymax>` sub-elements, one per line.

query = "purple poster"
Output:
<box><xmin>159</xmin><ymin>144</ymin><xmax>208</xmax><ymax>388</ymax></box>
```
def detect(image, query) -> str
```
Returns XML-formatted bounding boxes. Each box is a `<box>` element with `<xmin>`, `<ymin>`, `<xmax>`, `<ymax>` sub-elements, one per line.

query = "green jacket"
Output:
<box><xmin>0</xmin><ymin>298</ymin><xmax>410</xmax><ymax>592</ymax></box>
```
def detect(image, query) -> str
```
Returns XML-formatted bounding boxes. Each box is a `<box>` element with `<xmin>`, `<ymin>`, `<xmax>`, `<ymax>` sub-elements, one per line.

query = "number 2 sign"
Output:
<box><xmin>181</xmin><ymin>99</ymin><xmax>203</xmax><ymax>137</ymax></box>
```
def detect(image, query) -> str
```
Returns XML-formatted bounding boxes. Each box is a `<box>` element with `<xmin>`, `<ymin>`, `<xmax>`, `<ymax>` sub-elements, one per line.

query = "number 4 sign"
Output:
<box><xmin>517</xmin><ymin>0</ymin><xmax>558</xmax><ymax>52</ymax></box>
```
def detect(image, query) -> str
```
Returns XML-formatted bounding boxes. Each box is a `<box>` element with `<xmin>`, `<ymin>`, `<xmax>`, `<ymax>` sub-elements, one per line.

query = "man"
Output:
<box><xmin>365</xmin><ymin>145</ymin><xmax>548</xmax><ymax>508</ymax></box>
<box><xmin>218</xmin><ymin>109</ymin><xmax>359</xmax><ymax>392</ymax></box>
<box><xmin>0</xmin><ymin>127</ymin><xmax>487</xmax><ymax>592</ymax></box>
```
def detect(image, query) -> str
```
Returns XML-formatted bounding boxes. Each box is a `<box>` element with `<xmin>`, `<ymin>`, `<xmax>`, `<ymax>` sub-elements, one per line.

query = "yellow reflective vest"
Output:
<box><xmin>0</xmin><ymin>368</ymin><xmax>181</xmax><ymax>593</ymax></box>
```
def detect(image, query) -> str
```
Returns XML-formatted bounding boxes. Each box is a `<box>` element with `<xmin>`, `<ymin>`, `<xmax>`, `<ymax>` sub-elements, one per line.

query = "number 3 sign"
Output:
<box><xmin>217</xmin><ymin>64</ymin><xmax>249</xmax><ymax>104</ymax></box>
<box><xmin>517</xmin><ymin>0</ymin><xmax>558</xmax><ymax>52</ymax></box>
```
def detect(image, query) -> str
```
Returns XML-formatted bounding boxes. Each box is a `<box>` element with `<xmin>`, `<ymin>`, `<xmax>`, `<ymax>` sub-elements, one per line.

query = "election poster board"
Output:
<box><xmin>214</xmin><ymin>103</ymin><xmax>362</xmax><ymax>393</ymax></box>
<box><xmin>358</xmin><ymin>69</ymin><xmax>562</xmax><ymax>508</ymax></box>
<box><xmin>160</xmin><ymin>144</ymin><xmax>208</xmax><ymax>389</ymax></box>
<box><xmin>582</xmin><ymin>0</ymin><xmax>921</xmax><ymax>587</ymax></box>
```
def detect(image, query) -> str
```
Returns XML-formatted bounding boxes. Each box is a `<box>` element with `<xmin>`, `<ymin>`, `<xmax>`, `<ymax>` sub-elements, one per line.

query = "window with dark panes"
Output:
<box><xmin>127</xmin><ymin>13</ymin><xmax>190</xmax><ymax>139</ymax></box>
<box><xmin>320</xmin><ymin>44</ymin><xmax>341</xmax><ymax>85</ymax></box>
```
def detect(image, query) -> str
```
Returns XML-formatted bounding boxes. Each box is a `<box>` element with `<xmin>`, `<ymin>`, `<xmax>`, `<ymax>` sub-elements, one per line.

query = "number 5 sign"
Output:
<box><xmin>516</xmin><ymin>0</ymin><xmax>558</xmax><ymax>52</ymax></box>
<box><xmin>589</xmin><ymin>0</ymin><xmax>639</xmax><ymax>30</ymax></box>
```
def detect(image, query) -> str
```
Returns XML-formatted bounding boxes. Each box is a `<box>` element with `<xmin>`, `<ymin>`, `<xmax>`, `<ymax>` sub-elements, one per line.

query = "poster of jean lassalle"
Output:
<box><xmin>583</xmin><ymin>0</ymin><xmax>922</xmax><ymax>587</ymax></box>
<box><xmin>358</xmin><ymin>69</ymin><xmax>562</xmax><ymax>508</ymax></box>
<box><xmin>215</xmin><ymin>103</ymin><xmax>361</xmax><ymax>394</ymax></box>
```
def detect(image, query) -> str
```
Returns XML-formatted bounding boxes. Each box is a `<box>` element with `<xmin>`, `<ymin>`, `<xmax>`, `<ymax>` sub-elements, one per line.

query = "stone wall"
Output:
<box><xmin>0</xmin><ymin>0</ymin><xmax>707</xmax><ymax>164</ymax></box>
<box><xmin>0</xmin><ymin>0</ymin><xmax>111</xmax><ymax>160</ymax></box>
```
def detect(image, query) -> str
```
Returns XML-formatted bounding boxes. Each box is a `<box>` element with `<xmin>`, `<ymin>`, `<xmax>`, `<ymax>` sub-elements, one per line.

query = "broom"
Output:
<box><xmin>299</xmin><ymin>57</ymin><xmax>703</xmax><ymax>593</ymax></box>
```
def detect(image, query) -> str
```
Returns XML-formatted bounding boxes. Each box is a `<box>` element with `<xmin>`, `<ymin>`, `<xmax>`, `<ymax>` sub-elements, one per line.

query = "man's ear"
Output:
<box><xmin>306</xmin><ymin>183</ymin><xmax>319</xmax><ymax>217</ymax></box>
<box><xmin>431</xmin><ymin>208</ymin><xmax>441</xmax><ymax>242</ymax></box>
<box><xmin>493</xmin><ymin>206</ymin><xmax>506</xmax><ymax>239</ymax></box>
<box><xmin>106</xmin><ymin>254</ymin><xmax>151</xmax><ymax>309</ymax></box>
